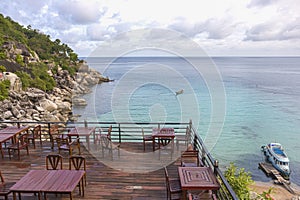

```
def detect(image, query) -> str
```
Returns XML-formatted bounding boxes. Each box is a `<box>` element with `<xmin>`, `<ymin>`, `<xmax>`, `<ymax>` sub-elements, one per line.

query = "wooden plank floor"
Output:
<box><xmin>0</xmin><ymin>140</ymin><xmax>213</xmax><ymax>200</ymax></box>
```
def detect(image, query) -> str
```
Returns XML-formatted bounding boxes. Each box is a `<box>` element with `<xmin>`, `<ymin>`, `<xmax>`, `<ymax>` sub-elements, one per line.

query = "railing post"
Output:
<box><xmin>118</xmin><ymin>123</ymin><xmax>121</xmax><ymax>143</ymax></box>
<box><xmin>213</xmin><ymin>159</ymin><xmax>219</xmax><ymax>175</ymax></box>
<box><xmin>201</xmin><ymin>148</ymin><xmax>206</xmax><ymax>166</ymax></box>
<box><xmin>189</xmin><ymin>119</ymin><xmax>192</xmax><ymax>131</ymax></box>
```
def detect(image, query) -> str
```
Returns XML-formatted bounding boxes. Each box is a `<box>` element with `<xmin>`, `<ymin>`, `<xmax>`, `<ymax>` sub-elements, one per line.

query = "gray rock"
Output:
<box><xmin>11</xmin><ymin>107</ymin><xmax>22</xmax><ymax>118</ymax></box>
<box><xmin>73</xmin><ymin>98</ymin><xmax>87</xmax><ymax>106</ymax></box>
<box><xmin>3</xmin><ymin>111</ymin><xmax>13</xmax><ymax>119</ymax></box>
<box><xmin>40</xmin><ymin>99</ymin><xmax>58</xmax><ymax>112</ymax></box>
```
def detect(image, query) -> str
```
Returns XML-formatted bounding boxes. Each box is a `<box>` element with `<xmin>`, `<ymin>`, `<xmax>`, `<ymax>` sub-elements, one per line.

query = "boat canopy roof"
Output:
<box><xmin>268</xmin><ymin>143</ymin><xmax>289</xmax><ymax>162</ymax></box>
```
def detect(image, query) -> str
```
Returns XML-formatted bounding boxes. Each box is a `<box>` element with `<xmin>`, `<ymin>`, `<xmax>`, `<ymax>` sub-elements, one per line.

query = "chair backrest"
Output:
<box><xmin>69</xmin><ymin>155</ymin><xmax>86</xmax><ymax>171</ymax></box>
<box><xmin>46</xmin><ymin>154</ymin><xmax>63</xmax><ymax>170</ymax></box>
<box><xmin>49</xmin><ymin>124</ymin><xmax>59</xmax><ymax>136</ymax></box>
<box><xmin>107</xmin><ymin>125</ymin><xmax>112</xmax><ymax>140</ymax></box>
<box><xmin>101</xmin><ymin>134</ymin><xmax>112</xmax><ymax>150</ymax></box>
<box><xmin>160</xmin><ymin>128</ymin><xmax>174</xmax><ymax>134</ymax></box>
<box><xmin>181</xmin><ymin>150</ymin><xmax>200</xmax><ymax>166</ymax></box>
<box><xmin>32</xmin><ymin>125</ymin><xmax>42</xmax><ymax>138</ymax></box>
<box><xmin>56</xmin><ymin>135</ymin><xmax>69</xmax><ymax>146</ymax></box>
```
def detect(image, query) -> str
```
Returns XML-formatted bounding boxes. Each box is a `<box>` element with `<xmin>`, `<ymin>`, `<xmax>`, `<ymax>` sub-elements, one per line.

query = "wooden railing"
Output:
<box><xmin>0</xmin><ymin>120</ymin><xmax>238</xmax><ymax>199</ymax></box>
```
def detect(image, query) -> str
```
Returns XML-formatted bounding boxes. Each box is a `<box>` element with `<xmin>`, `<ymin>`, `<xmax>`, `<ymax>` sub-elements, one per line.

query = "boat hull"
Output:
<box><xmin>262</xmin><ymin>143</ymin><xmax>290</xmax><ymax>180</ymax></box>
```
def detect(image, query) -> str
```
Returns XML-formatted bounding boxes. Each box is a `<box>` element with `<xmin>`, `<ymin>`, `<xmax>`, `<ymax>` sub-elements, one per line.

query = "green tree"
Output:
<box><xmin>15</xmin><ymin>71</ymin><xmax>31</xmax><ymax>89</ymax></box>
<box><xmin>224</xmin><ymin>163</ymin><xmax>254</xmax><ymax>199</ymax></box>
<box><xmin>15</xmin><ymin>54</ymin><xmax>24</xmax><ymax>66</ymax></box>
<box><xmin>0</xmin><ymin>65</ymin><xmax>6</xmax><ymax>72</ymax></box>
<box><xmin>0</xmin><ymin>80</ymin><xmax>10</xmax><ymax>101</ymax></box>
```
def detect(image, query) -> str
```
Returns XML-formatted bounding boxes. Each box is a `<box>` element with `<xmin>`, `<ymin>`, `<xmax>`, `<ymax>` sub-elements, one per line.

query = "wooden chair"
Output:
<box><xmin>99</xmin><ymin>126</ymin><xmax>120</xmax><ymax>160</ymax></box>
<box><xmin>7</xmin><ymin>133</ymin><xmax>29</xmax><ymax>160</ymax></box>
<box><xmin>69</xmin><ymin>155</ymin><xmax>86</xmax><ymax>196</ymax></box>
<box><xmin>27</xmin><ymin>125</ymin><xmax>42</xmax><ymax>148</ymax></box>
<box><xmin>95</xmin><ymin>126</ymin><xmax>112</xmax><ymax>145</ymax></box>
<box><xmin>164</xmin><ymin>167</ymin><xmax>182</xmax><ymax>200</ymax></box>
<box><xmin>181</xmin><ymin>150</ymin><xmax>201</xmax><ymax>167</ymax></box>
<box><xmin>0</xmin><ymin>171</ymin><xmax>15</xmax><ymax>200</ymax></box>
<box><xmin>69</xmin><ymin>155</ymin><xmax>86</xmax><ymax>185</ymax></box>
<box><xmin>176</xmin><ymin>126</ymin><xmax>191</xmax><ymax>150</ymax></box>
<box><xmin>142</xmin><ymin>128</ymin><xmax>153</xmax><ymax>151</ymax></box>
<box><xmin>56</xmin><ymin>134</ymin><xmax>80</xmax><ymax>156</ymax></box>
<box><xmin>46</xmin><ymin>154</ymin><xmax>63</xmax><ymax>170</ymax></box>
<box><xmin>49</xmin><ymin>124</ymin><xmax>60</xmax><ymax>149</ymax></box>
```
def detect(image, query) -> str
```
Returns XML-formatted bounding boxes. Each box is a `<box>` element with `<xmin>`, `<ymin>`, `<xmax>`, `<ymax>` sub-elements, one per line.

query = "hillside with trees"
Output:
<box><xmin>0</xmin><ymin>13</ymin><xmax>81</xmax><ymax>98</ymax></box>
<box><xmin>0</xmin><ymin>13</ymin><xmax>104</xmax><ymax>122</ymax></box>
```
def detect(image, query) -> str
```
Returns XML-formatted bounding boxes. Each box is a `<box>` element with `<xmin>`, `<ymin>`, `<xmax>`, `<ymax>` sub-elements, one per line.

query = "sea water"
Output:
<box><xmin>73</xmin><ymin>56</ymin><xmax>300</xmax><ymax>185</ymax></box>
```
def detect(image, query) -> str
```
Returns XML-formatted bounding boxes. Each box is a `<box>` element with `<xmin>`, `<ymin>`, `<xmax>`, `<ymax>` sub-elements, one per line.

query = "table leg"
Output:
<box><xmin>0</xmin><ymin>143</ymin><xmax>3</xmax><ymax>158</ymax></box>
<box><xmin>93</xmin><ymin>130</ymin><xmax>96</xmax><ymax>144</ymax></box>
<box><xmin>182</xmin><ymin>190</ymin><xmax>187</xmax><ymax>200</ymax></box>
<box><xmin>37</xmin><ymin>192</ymin><xmax>42</xmax><ymax>200</ymax></box>
<box><xmin>86</xmin><ymin>135</ymin><xmax>90</xmax><ymax>150</ymax></box>
<box><xmin>152</xmin><ymin>137</ymin><xmax>155</xmax><ymax>151</ymax></box>
<box><xmin>81</xmin><ymin>177</ymin><xmax>85</xmax><ymax>196</ymax></box>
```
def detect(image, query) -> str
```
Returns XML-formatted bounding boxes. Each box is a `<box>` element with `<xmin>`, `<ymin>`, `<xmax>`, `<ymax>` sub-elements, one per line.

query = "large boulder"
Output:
<box><xmin>39</xmin><ymin>99</ymin><xmax>58</xmax><ymax>112</ymax></box>
<box><xmin>2</xmin><ymin>72</ymin><xmax>22</xmax><ymax>91</ymax></box>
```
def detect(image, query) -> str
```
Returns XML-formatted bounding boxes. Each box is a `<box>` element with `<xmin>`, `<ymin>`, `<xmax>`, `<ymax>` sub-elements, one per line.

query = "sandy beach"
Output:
<box><xmin>250</xmin><ymin>181</ymin><xmax>300</xmax><ymax>200</ymax></box>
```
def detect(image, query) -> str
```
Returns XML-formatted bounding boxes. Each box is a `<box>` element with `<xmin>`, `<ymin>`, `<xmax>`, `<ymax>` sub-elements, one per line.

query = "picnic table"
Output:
<box><xmin>0</xmin><ymin>126</ymin><xmax>29</xmax><ymax>158</ymax></box>
<box><xmin>10</xmin><ymin>170</ymin><xmax>85</xmax><ymax>200</ymax></box>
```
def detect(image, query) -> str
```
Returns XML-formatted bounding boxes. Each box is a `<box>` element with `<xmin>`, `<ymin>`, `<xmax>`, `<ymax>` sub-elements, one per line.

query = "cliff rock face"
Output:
<box><xmin>2</xmin><ymin>41</ymin><xmax>39</xmax><ymax>63</ymax></box>
<box><xmin>0</xmin><ymin>42</ymin><xmax>106</xmax><ymax>123</ymax></box>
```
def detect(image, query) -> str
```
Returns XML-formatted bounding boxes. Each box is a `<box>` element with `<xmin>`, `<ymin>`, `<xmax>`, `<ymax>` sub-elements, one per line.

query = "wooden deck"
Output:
<box><xmin>0</xmin><ymin>140</ymin><xmax>215</xmax><ymax>200</ymax></box>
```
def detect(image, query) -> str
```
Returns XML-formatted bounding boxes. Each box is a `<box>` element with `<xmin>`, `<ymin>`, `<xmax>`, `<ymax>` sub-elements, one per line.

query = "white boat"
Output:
<box><xmin>175</xmin><ymin>89</ymin><xmax>184</xmax><ymax>96</ymax></box>
<box><xmin>261</xmin><ymin>143</ymin><xmax>290</xmax><ymax>179</ymax></box>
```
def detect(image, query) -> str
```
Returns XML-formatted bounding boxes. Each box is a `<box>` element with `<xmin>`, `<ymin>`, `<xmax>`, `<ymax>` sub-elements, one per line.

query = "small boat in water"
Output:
<box><xmin>175</xmin><ymin>89</ymin><xmax>184</xmax><ymax>96</ymax></box>
<box><xmin>261</xmin><ymin>143</ymin><xmax>290</xmax><ymax>179</ymax></box>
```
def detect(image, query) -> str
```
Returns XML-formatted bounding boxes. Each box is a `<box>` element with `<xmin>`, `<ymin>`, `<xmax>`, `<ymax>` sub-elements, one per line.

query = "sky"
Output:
<box><xmin>1</xmin><ymin>0</ymin><xmax>300</xmax><ymax>57</ymax></box>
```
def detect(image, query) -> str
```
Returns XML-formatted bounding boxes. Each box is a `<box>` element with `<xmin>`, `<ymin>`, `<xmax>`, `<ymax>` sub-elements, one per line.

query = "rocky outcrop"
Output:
<box><xmin>0</xmin><ymin>87</ymin><xmax>72</xmax><ymax>122</ymax></box>
<box><xmin>0</xmin><ymin>62</ymin><xmax>108</xmax><ymax>122</ymax></box>
<box><xmin>0</xmin><ymin>40</ymin><xmax>109</xmax><ymax>123</ymax></box>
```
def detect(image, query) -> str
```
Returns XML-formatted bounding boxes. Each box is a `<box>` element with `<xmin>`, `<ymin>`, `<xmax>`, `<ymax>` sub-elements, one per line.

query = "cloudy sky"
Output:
<box><xmin>1</xmin><ymin>0</ymin><xmax>300</xmax><ymax>57</ymax></box>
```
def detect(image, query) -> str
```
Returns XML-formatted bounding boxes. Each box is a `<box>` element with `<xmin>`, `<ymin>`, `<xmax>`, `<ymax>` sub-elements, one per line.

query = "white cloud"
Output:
<box><xmin>0</xmin><ymin>0</ymin><xmax>299</xmax><ymax>56</ymax></box>
<box><xmin>55</xmin><ymin>0</ymin><xmax>106</xmax><ymax>24</ymax></box>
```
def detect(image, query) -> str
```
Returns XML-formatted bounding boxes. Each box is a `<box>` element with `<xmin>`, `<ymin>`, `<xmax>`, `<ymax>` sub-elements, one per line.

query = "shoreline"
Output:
<box><xmin>250</xmin><ymin>181</ymin><xmax>300</xmax><ymax>199</ymax></box>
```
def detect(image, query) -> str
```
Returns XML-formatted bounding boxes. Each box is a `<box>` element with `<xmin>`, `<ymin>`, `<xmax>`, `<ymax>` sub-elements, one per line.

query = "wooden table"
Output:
<box><xmin>178</xmin><ymin>167</ymin><xmax>220</xmax><ymax>199</ymax></box>
<box><xmin>0</xmin><ymin>126</ymin><xmax>29</xmax><ymax>158</ymax></box>
<box><xmin>67</xmin><ymin>127</ymin><xmax>96</xmax><ymax>150</ymax></box>
<box><xmin>152</xmin><ymin>128</ymin><xmax>175</xmax><ymax>151</ymax></box>
<box><xmin>10</xmin><ymin>170</ymin><xmax>85</xmax><ymax>200</ymax></box>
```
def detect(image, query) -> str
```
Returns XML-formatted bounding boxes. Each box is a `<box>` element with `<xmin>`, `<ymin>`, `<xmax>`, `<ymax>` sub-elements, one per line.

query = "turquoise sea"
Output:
<box><xmin>73</xmin><ymin>56</ymin><xmax>300</xmax><ymax>185</ymax></box>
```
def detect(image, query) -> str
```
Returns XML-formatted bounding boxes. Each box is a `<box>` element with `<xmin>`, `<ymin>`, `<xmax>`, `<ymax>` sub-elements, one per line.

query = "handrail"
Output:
<box><xmin>0</xmin><ymin>120</ymin><xmax>238</xmax><ymax>199</ymax></box>
<box><xmin>190</xmin><ymin>125</ymin><xmax>239</xmax><ymax>200</ymax></box>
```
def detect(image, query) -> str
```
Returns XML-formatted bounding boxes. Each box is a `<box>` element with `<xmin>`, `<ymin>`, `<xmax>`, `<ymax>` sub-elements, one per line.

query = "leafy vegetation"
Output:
<box><xmin>0</xmin><ymin>13</ymin><xmax>82</xmax><ymax>99</ymax></box>
<box><xmin>225</xmin><ymin>162</ymin><xmax>254</xmax><ymax>199</ymax></box>
<box><xmin>224</xmin><ymin>163</ymin><xmax>274</xmax><ymax>200</ymax></box>
<box><xmin>0</xmin><ymin>14</ymin><xmax>79</xmax><ymax>63</ymax></box>
<box><xmin>15</xmin><ymin>63</ymin><xmax>56</xmax><ymax>91</ymax></box>
<box><xmin>0</xmin><ymin>79</ymin><xmax>10</xmax><ymax>100</ymax></box>
<box><xmin>0</xmin><ymin>65</ymin><xmax>6</xmax><ymax>72</ymax></box>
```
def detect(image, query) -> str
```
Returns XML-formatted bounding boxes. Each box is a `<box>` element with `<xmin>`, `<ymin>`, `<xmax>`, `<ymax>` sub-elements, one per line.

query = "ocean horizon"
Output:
<box><xmin>73</xmin><ymin>56</ymin><xmax>300</xmax><ymax>186</ymax></box>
